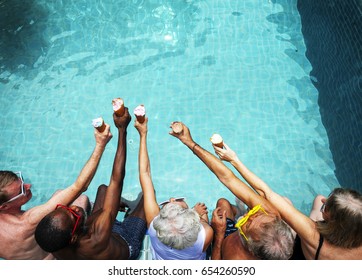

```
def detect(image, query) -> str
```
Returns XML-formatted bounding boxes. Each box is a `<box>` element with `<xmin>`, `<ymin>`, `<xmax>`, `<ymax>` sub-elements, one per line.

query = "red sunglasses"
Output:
<box><xmin>55</xmin><ymin>204</ymin><xmax>81</xmax><ymax>236</ymax></box>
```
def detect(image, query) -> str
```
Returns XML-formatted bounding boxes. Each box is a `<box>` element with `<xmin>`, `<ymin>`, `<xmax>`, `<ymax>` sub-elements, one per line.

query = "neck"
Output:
<box><xmin>0</xmin><ymin>206</ymin><xmax>23</xmax><ymax>215</ymax></box>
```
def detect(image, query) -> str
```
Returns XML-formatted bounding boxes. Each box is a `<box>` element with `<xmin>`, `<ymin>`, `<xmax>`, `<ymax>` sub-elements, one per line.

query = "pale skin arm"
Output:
<box><xmin>135</xmin><ymin>117</ymin><xmax>159</xmax><ymax>227</ymax></box>
<box><xmin>169</xmin><ymin>122</ymin><xmax>264</xmax><ymax>209</ymax></box>
<box><xmin>26</xmin><ymin>124</ymin><xmax>113</xmax><ymax>224</ymax></box>
<box><xmin>193</xmin><ymin>202</ymin><xmax>214</xmax><ymax>252</ymax></box>
<box><xmin>213</xmin><ymin>142</ymin><xmax>319</xmax><ymax>245</ymax></box>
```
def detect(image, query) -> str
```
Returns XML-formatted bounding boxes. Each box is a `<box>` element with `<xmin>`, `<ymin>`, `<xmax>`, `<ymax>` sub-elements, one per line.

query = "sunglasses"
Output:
<box><xmin>320</xmin><ymin>191</ymin><xmax>334</xmax><ymax>213</ymax></box>
<box><xmin>235</xmin><ymin>204</ymin><xmax>268</xmax><ymax>242</ymax></box>
<box><xmin>158</xmin><ymin>197</ymin><xmax>185</xmax><ymax>207</ymax></box>
<box><xmin>4</xmin><ymin>171</ymin><xmax>26</xmax><ymax>204</ymax></box>
<box><xmin>55</xmin><ymin>204</ymin><xmax>81</xmax><ymax>236</ymax></box>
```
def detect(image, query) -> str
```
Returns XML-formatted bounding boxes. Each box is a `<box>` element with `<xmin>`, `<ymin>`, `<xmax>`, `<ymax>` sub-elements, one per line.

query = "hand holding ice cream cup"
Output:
<box><xmin>210</xmin><ymin>133</ymin><xmax>224</xmax><ymax>148</ymax></box>
<box><xmin>112</xmin><ymin>98</ymin><xmax>125</xmax><ymax>117</ymax></box>
<box><xmin>92</xmin><ymin>117</ymin><xmax>106</xmax><ymax>133</ymax></box>
<box><xmin>134</xmin><ymin>104</ymin><xmax>146</xmax><ymax>123</ymax></box>
<box><xmin>170</xmin><ymin>121</ymin><xmax>183</xmax><ymax>134</ymax></box>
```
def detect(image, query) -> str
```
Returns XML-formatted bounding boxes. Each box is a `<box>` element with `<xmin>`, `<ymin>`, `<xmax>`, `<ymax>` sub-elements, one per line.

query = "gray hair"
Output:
<box><xmin>153</xmin><ymin>203</ymin><xmax>201</xmax><ymax>250</ymax></box>
<box><xmin>317</xmin><ymin>188</ymin><xmax>362</xmax><ymax>248</ymax></box>
<box><xmin>243</xmin><ymin>216</ymin><xmax>294</xmax><ymax>260</ymax></box>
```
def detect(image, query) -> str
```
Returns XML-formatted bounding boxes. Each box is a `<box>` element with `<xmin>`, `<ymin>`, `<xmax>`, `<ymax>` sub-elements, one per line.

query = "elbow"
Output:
<box><xmin>217</xmin><ymin>168</ymin><xmax>235</xmax><ymax>184</ymax></box>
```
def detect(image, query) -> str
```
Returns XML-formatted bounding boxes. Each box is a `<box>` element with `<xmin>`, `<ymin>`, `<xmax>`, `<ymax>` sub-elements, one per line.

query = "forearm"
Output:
<box><xmin>192</xmin><ymin>143</ymin><xmax>234</xmax><ymax>182</ymax></box>
<box><xmin>73</xmin><ymin>144</ymin><xmax>106</xmax><ymax>193</ymax></box>
<box><xmin>190</xmin><ymin>144</ymin><xmax>257</xmax><ymax>206</ymax></box>
<box><xmin>139</xmin><ymin>133</ymin><xmax>155</xmax><ymax>193</ymax></box>
<box><xmin>104</xmin><ymin>129</ymin><xmax>127</xmax><ymax>219</ymax></box>
<box><xmin>211</xmin><ymin>234</ymin><xmax>224</xmax><ymax>260</ymax></box>
<box><xmin>110</xmin><ymin>129</ymin><xmax>127</xmax><ymax>186</ymax></box>
<box><xmin>139</xmin><ymin>133</ymin><xmax>152</xmax><ymax>176</ymax></box>
<box><xmin>230</xmin><ymin>158</ymin><xmax>270</xmax><ymax>198</ymax></box>
<box><xmin>138</xmin><ymin>133</ymin><xmax>159</xmax><ymax>224</ymax></box>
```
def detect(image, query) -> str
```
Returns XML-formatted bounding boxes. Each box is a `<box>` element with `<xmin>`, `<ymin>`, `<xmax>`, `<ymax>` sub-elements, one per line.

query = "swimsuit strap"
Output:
<box><xmin>314</xmin><ymin>235</ymin><xmax>324</xmax><ymax>260</ymax></box>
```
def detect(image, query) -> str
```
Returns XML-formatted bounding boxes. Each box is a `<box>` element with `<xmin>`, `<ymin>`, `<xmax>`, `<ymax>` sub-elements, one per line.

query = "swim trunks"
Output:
<box><xmin>225</xmin><ymin>218</ymin><xmax>238</xmax><ymax>238</ymax></box>
<box><xmin>112</xmin><ymin>217</ymin><xmax>147</xmax><ymax>259</ymax></box>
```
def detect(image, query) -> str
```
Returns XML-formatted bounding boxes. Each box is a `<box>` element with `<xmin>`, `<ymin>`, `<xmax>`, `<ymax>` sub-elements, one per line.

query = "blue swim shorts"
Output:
<box><xmin>112</xmin><ymin>216</ymin><xmax>147</xmax><ymax>259</ymax></box>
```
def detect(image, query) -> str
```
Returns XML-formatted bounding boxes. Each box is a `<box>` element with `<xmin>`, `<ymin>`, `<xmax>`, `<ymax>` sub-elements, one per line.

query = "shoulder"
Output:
<box><xmin>222</xmin><ymin>232</ymin><xmax>255</xmax><ymax>260</ymax></box>
<box><xmin>201</xmin><ymin>222</ymin><xmax>213</xmax><ymax>251</ymax></box>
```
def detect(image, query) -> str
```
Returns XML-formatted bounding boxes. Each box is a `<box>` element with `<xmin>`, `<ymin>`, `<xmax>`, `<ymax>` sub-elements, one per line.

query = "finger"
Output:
<box><xmin>213</xmin><ymin>145</ymin><xmax>223</xmax><ymax>153</ymax></box>
<box><xmin>212</xmin><ymin>207</ymin><xmax>220</xmax><ymax>216</ymax></box>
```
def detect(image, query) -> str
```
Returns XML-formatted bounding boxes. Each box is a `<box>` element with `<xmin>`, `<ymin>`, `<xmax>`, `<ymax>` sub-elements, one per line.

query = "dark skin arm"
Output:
<box><xmin>210</xmin><ymin>207</ymin><xmax>227</xmax><ymax>260</ymax></box>
<box><xmin>92</xmin><ymin>108</ymin><xmax>131</xmax><ymax>242</ymax></box>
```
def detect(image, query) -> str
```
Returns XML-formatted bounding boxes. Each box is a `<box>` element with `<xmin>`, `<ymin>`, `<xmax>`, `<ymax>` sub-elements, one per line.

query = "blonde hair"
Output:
<box><xmin>317</xmin><ymin>188</ymin><xmax>362</xmax><ymax>248</ymax></box>
<box><xmin>0</xmin><ymin>171</ymin><xmax>18</xmax><ymax>205</ymax></box>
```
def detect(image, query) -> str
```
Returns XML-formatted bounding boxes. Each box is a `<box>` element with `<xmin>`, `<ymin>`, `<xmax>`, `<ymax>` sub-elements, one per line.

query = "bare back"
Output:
<box><xmin>0</xmin><ymin>211</ymin><xmax>55</xmax><ymax>260</ymax></box>
<box><xmin>301</xmin><ymin>233</ymin><xmax>362</xmax><ymax>260</ymax></box>
<box><xmin>221</xmin><ymin>232</ymin><xmax>257</xmax><ymax>260</ymax></box>
<box><xmin>54</xmin><ymin>209</ymin><xmax>129</xmax><ymax>260</ymax></box>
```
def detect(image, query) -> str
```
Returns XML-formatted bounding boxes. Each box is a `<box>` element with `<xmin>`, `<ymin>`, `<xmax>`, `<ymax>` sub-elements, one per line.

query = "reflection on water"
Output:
<box><xmin>1</xmin><ymin>0</ymin><xmax>204</xmax><ymax>82</ymax></box>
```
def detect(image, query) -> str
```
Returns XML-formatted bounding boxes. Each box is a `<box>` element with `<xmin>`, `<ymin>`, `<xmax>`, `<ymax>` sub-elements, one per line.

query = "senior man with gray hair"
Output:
<box><xmin>134</xmin><ymin>115</ymin><xmax>213</xmax><ymax>260</ymax></box>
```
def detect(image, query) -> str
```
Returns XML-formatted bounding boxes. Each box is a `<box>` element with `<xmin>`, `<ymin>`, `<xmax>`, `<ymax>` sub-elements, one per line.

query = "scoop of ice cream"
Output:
<box><xmin>112</xmin><ymin>98</ymin><xmax>124</xmax><ymax>111</ymax></box>
<box><xmin>171</xmin><ymin>122</ymin><xmax>183</xmax><ymax>134</ymax></box>
<box><xmin>92</xmin><ymin>117</ymin><xmax>104</xmax><ymax>128</ymax></box>
<box><xmin>134</xmin><ymin>105</ymin><xmax>146</xmax><ymax>117</ymax></box>
<box><xmin>210</xmin><ymin>133</ymin><xmax>223</xmax><ymax>145</ymax></box>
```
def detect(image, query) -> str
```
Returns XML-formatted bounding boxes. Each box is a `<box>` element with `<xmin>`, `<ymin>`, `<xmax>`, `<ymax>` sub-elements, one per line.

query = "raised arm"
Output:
<box><xmin>213</xmin><ymin>143</ymin><xmax>270</xmax><ymax>197</ymax></box>
<box><xmin>134</xmin><ymin>117</ymin><xmax>159</xmax><ymax>227</ymax></box>
<box><xmin>169</xmin><ymin>122</ymin><xmax>262</xmax><ymax>208</ymax></box>
<box><xmin>213</xmin><ymin>142</ymin><xmax>318</xmax><ymax>242</ymax></box>
<box><xmin>27</xmin><ymin>124</ymin><xmax>113</xmax><ymax>224</ymax></box>
<box><xmin>101</xmin><ymin>108</ymin><xmax>131</xmax><ymax>220</ymax></box>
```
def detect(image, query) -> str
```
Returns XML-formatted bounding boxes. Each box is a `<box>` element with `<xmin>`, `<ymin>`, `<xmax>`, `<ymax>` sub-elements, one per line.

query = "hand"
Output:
<box><xmin>169</xmin><ymin>121</ymin><xmax>193</xmax><ymax>144</ymax></box>
<box><xmin>134</xmin><ymin>116</ymin><xmax>148</xmax><ymax>135</ymax></box>
<box><xmin>113</xmin><ymin>107</ymin><xmax>131</xmax><ymax>129</ymax></box>
<box><xmin>193</xmin><ymin>202</ymin><xmax>208</xmax><ymax>217</ymax></box>
<box><xmin>94</xmin><ymin>123</ymin><xmax>113</xmax><ymax>148</ymax></box>
<box><xmin>213</xmin><ymin>142</ymin><xmax>238</xmax><ymax>162</ymax></box>
<box><xmin>211</xmin><ymin>207</ymin><xmax>227</xmax><ymax>235</ymax></box>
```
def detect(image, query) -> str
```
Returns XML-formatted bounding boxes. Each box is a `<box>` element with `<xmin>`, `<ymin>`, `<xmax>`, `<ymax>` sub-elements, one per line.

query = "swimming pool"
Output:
<box><xmin>0</xmin><ymin>0</ymin><xmax>341</xmax><ymax>216</ymax></box>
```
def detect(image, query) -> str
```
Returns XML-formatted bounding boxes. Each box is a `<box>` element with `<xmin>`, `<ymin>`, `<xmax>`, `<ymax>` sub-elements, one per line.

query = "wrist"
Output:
<box><xmin>95</xmin><ymin>143</ymin><xmax>106</xmax><ymax>151</ymax></box>
<box><xmin>230</xmin><ymin>157</ymin><xmax>240</xmax><ymax>165</ymax></box>
<box><xmin>190</xmin><ymin>142</ymin><xmax>199</xmax><ymax>153</ymax></box>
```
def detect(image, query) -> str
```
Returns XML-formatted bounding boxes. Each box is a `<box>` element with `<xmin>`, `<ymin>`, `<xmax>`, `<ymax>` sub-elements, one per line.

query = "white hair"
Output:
<box><xmin>153</xmin><ymin>203</ymin><xmax>201</xmax><ymax>250</ymax></box>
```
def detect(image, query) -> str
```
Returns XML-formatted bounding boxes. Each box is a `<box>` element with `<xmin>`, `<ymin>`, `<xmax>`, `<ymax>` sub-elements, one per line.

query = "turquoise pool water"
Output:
<box><xmin>0</xmin><ymin>0</ymin><xmax>339</xmax><ymax>215</ymax></box>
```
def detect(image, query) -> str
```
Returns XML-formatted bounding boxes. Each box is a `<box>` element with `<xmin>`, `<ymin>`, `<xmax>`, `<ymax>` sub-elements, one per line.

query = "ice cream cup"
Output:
<box><xmin>210</xmin><ymin>133</ymin><xmax>224</xmax><ymax>148</ymax></box>
<box><xmin>134</xmin><ymin>104</ymin><xmax>146</xmax><ymax>123</ymax></box>
<box><xmin>112</xmin><ymin>98</ymin><xmax>125</xmax><ymax>117</ymax></box>
<box><xmin>171</xmin><ymin>122</ymin><xmax>183</xmax><ymax>134</ymax></box>
<box><xmin>92</xmin><ymin>117</ymin><xmax>106</xmax><ymax>132</ymax></box>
